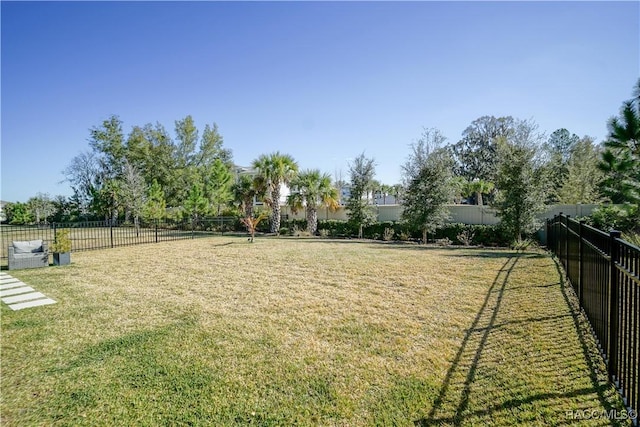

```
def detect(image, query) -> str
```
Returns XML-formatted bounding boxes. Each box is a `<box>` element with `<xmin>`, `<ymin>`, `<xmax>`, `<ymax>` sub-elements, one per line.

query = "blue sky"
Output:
<box><xmin>2</xmin><ymin>1</ymin><xmax>638</xmax><ymax>202</ymax></box>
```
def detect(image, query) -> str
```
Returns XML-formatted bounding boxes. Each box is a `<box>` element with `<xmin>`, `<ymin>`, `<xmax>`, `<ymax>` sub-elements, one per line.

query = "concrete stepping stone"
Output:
<box><xmin>2</xmin><ymin>292</ymin><xmax>46</xmax><ymax>304</ymax></box>
<box><xmin>0</xmin><ymin>286</ymin><xmax>35</xmax><ymax>297</ymax></box>
<box><xmin>8</xmin><ymin>298</ymin><xmax>56</xmax><ymax>311</ymax></box>
<box><xmin>0</xmin><ymin>281</ymin><xmax>26</xmax><ymax>290</ymax></box>
<box><xmin>0</xmin><ymin>274</ymin><xmax>56</xmax><ymax>311</ymax></box>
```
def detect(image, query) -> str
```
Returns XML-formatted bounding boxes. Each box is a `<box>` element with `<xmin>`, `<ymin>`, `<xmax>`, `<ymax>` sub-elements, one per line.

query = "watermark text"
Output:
<box><xmin>565</xmin><ymin>409</ymin><xmax>637</xmax><ymax>421</ymax></box>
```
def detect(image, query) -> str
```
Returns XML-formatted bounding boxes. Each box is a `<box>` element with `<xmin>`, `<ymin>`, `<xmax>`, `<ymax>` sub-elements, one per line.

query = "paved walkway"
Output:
<box><xmin>0</xmin><ymin>272</ymin><xmax>56</xmax><ymax>311</ymax></box>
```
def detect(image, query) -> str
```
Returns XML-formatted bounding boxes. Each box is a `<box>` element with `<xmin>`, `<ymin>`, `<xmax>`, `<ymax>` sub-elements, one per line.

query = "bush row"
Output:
<box><xmin>276</xmin><ymin>219</ymin><xmax>511</xmax><ymax>246</ymax></box>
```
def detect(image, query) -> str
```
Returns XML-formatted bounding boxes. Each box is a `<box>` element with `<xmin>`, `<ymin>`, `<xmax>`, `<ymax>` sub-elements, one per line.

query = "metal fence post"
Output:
<box><xmin>155</xmin><ymin>220</ymin><xmax>158</xmax><ymax>243</ymax></box>
<box><xmin>110</xmin><ymin>221</ymin><xmax>114</xmax><ymax>248</ymax></box>
<box><xmin>550</xmin><ymin>215</ymin><xmax>556</xmax><ymax>252</ymax></box>
<box><xmin>558</xmin><ymin>212</ymin><xmax>563</xmax><ymax>262</ymax></box>
<box><xmin>565</xmin><ymin>215</ymin><xmax>571</xmax><ymax>271</ymax></box>
<box><xmin>578</xmin><ymin>220</ymin><xmax>585</xmax><ymax>308</ymax></box>
<box><xmin>608</xmin><ymin>230</ymin><xmax>622</xmax><ymax>381</ymax></box>
<box><xmin>545</xmin><ymin>218</ymin><xmax>550</xmax><ymax>248</ymax></box>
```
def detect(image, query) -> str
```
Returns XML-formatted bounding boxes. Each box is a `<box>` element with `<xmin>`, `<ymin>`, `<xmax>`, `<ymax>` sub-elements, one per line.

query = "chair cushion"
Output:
<box><xmin>13</xmin><ymin>240</ymin><xmax>44</xmax><ymax>254</ymax></box>
<box><xmin>12</xmin><ymin>252</ymin><xmax>45</xmax><ymax>259</ymax></box>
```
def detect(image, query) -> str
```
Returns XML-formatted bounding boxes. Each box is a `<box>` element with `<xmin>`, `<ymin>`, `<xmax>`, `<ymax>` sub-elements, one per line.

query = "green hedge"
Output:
<box><xmin>232</xmin><ymin>215</ymin><xmax>510</xmax><ymax>246</ymax></box>
<box><xmin>317</xmin><ymin>220</ymin><xmax>358</xmax><ymax>237</ymax></box>
<box><xmin>312</xmin><ymin>220</ymin><xmax>510</xmax><ymax>246</ymax></box>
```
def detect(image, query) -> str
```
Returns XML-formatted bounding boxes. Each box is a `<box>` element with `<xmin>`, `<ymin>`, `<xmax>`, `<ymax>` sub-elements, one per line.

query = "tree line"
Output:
<box><xmin>3</xmin><ymin>79</ymin><xmax>639</xmax><ymax>244</ymax></box>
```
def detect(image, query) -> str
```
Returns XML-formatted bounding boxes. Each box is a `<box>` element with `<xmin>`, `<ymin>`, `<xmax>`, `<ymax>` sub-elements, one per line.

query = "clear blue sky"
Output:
<box><xmin>2</xmin><ymin>1</ymin><xmax>638</xmax><ymax>202</ymax></box>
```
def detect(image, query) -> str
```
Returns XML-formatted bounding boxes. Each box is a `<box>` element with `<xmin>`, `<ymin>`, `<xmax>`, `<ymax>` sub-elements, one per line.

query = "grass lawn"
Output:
<box><xmin>0</xmin><ymin>237</ymin><xmax>629</xmax><ymax>426</ymax></box>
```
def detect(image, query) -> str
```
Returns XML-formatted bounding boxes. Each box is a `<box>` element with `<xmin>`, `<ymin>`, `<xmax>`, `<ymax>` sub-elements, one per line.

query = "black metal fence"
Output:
<box><xmin>548</xmin><ymin>214</ymin><xmax>639</xmax><ymax>420</ymax></box>
<box><xmin>1</xmin><ymin>217</ymin><xmax>238</xmax><ymax>267</ymax></box>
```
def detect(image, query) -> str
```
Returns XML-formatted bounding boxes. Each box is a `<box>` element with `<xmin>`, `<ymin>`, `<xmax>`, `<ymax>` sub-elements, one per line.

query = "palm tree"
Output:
<box><xmin>465</xmin><ymin>179</ymin><xmax>495</xmax><ymax>206</ymax></box>
<box><xmin>392</xmin><ymin>184</ymin><xmax>404</xmax><ymax>205</ymax></box>
<box><xmin>232</xmin><ymin>174</ymin><xmax>257</xmax><ymax>219</ymax></box>
<box><xmin>240</xmin><ymin>211</ymin><xmax>269</xmax><ymax>243</ymax></box>
<box><xmin>287</xmin><ymin>169</ymin><xmax>339</xmax><ymax>234</ymax></box>
<box><xmin>378</xmin><ymin>184</ymin><xmax>394</xmax><ymax>205</ymax></box>
<box><xmin>252</xmin><ymin>152</ymin><xmax>299</xmax><ymax>234</ymax></box>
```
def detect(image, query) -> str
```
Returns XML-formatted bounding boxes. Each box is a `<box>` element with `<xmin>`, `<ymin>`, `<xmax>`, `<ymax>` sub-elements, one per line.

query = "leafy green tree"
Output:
<box><xmin>288</xmin><ymin>169</ymin><xmax>339</xmax><ymax>234</ymax></box>
<box><xmin>452</xmin><ymin>116</ymin><xmax>516</xmax><ymax>183</ymax></box>
<box><xmin>401</xmin><ymin>129</ymin><xmax>454</xmax><ymax>243</ymax></box>
<box><xmin>184</xmin><ymin>182</ymin><xmax>208</xmax><ymax>223</ymax></box>
<box><xmin>493</xmin><ymin>120</ymin><xmax>548</xmax><ymax>243</ymax></box>
<box><xmin>197</xmin><ymin>123</ymin><xmax>233</xmax><ymax>167</ymax></box>
<box><xmin>93</xmin><ymin>179</ymin><xmax>122</xmax><ymax>224</ymax></box>
<box><xmin>174</xmin><ymin>115</ymin><xmax>199</xmax><ymax>168</ymax></box>
<box><xmin>68</xmin><ymin>115</ymin><xmax>235</xmax><ymax>217</ymax></box>
<box><xmin>128</xmin><ymin>123</ymin><xmax>176</xmax><ymax>206</ymax></box>
<box><xmin>547</xmin><ymin>128</ymin><xmax>580</xmax><ymax>162</ymax></box>
<box><xmin>49</xmin><ymin>195</ymin><xmax>76</xmax><ymax>223</ymax></box>
<box><xmin>544</xmin><ymin>128</ymin><xmax>580</xmax><ymax>203</ymax></box>
<box><xmin>556</xmin><ymin>136</ymin><xmax>603</xmax><ymax>204</ymax></box>
<box><xmin>346</xmin><ymin>153</ymin><xmax>377</xmax><ymax>238</ymax></box>
<box><xmin>5</xmin><ymin>202</ymin><xmax>33</xmax><ymax>225</ymax></box>
<box><xmin>89</xmin><ymin>115</ymin><xmax>126</xmax><ymax>179</ymax></box>
<box><xmin>27</xmin><ymin>193</ymin><xmax>55</xmax><ymax>224</ymax></box>
<box><xmin>252</xmin><ymin>152</ymin><xmax>299</xmax><ymax>234</ymax></box>
<box><xmin>144</xmin><ymin>179</ymin><xmax>167</xmax><ymax>221</ymax></box>
<box><xmin>203</xmin><ymin>159</ymin><xmax>233</xmax><ymax>215</ymax></box>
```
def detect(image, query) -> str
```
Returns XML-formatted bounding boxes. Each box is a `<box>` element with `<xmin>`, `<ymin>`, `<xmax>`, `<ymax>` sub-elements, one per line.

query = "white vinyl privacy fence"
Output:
<box><xmin>281</xmin><ymin>204</ymin><xmax>602</xmax><ymax>225</ymax></box>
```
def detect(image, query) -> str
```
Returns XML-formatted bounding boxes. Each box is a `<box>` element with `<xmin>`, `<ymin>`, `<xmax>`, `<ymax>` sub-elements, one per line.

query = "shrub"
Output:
<box><xmin>588</xmin><ymin>205</ymin><xmax>639</xmax><ymax>234</ymax></box>
<box><xmin>436</xmin><ymin>237</ymin><xmax>452</xmax><ymax>246</ymax></box>
<box><xmin>280</xmin><ymin>219</ymin><xmax>307</xmax><ymax>234</ymax></box>
<box><xmin>50</xmin><ymin>229</ymin><xmax>72</xmax><ymax>253</ymax></box>
<box><xmin>397</xmin><ymin>231</ymin><xmax>411</xmax><ymax>241</ymax></box>
<box><xmin>457</xmin><ymin>227</ymin><xmax>476</xmax><ymax>246</ymax></box>
<box><xmin>434</xmin><ymin>223</ymin><xmax>510</xmax><ymax>247</ymax></box>
<box><xmin>318</xmin><ymin>220</ymin><xmax>357</xmax><ymax>237</ymax></box>
<box><xmin>383</xmin><ymin>227</ymin><xmax>394</xmax><ymax>241</ymax></box>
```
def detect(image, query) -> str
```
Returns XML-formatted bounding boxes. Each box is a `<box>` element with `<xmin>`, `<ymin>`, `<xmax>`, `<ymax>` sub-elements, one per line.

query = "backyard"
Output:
<box><xmin>0</xmin><ymin>237</ymin><xmax>629</xmax><ymax>426</ymax></box>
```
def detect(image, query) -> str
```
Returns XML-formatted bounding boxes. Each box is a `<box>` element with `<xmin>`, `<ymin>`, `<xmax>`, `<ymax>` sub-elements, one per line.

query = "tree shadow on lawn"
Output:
<box><xmin>414</xmin><ymin>253</ymin><xmax>625</xmax><ymax>426</ymax></box>
<box><xmin>375</xmin><ymin>243</ymin><xmax>548</xmax><ymax>260</ymax></box>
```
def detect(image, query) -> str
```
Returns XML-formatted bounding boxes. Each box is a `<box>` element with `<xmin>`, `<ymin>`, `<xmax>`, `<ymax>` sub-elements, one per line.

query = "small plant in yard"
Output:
<box><xmin>319</xmin><ymin>229</ymin><xmax>329</xmax><ymax>238</ymax></box>
<box><xmin>50</xmin><ymin>229</ymin><xmax>72</xmax><ymax>253</ymax></box>
<box><xmin>511</xmin><ymin>237</ymin><xmax>536</xmax><ymax>251</ymax></box>
<box><xmin>50</xmin><ymin>228</ymin><xmax>72</xmax><ymax>266</ymax></box>
<box><xmin>240</xmin><ymin>211</ymin><xmax>269</xmax><ymax>242</ymax></box>
<box><xmin>457</xmin><ymin>228</ymin><xmax>476</xmax><ymax>246</ymax></box>
<box><xmin>382</xmin><ymin>227</ymin><xmax>394</xmax><ymax>241</ymax></box>
<box><xmin>397</xmin><ymin>231</ymin><xmax>410</xmax><ymax>241</ymax></box>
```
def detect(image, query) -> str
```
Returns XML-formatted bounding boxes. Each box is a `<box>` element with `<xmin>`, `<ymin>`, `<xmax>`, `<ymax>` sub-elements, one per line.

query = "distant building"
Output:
<box><xmin>233</xmin><ymin>165</ymin><xmax>290</xmax><ymax>206</ymax></box>
<box><xmin>337</xmin><ymin>186</ymin><xmax>398</xmax><ymax>206</ymax></box>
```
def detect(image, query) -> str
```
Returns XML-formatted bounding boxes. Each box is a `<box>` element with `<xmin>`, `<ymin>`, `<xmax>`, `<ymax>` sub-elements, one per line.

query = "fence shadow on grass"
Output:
<box><xmin>414</xmin><ymin>253</ymin><xmax>625</xmax><ymax>426</ymax></box>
